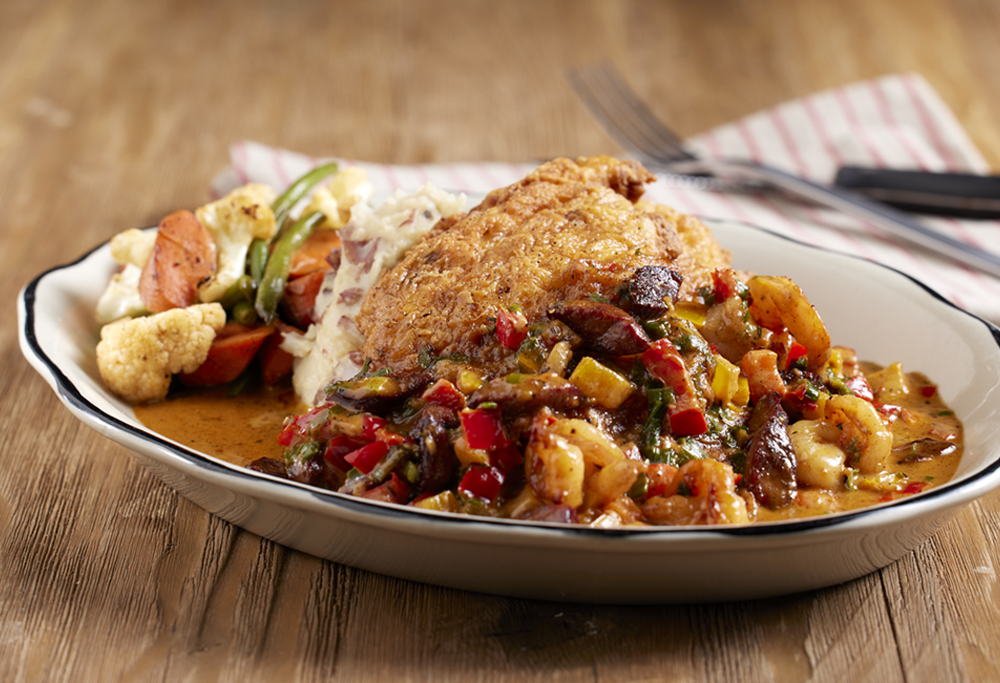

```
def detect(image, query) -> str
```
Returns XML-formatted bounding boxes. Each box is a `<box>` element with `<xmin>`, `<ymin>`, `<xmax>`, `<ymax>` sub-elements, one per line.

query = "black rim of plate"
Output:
<box><xmin>19</xmin><ymin>219</ymin><xmax>1000</xmax><ymax>539</ymax></box>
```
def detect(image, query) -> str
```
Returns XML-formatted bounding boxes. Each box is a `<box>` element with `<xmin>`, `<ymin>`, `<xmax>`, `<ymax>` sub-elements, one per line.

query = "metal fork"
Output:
<box><xmin>567</xmin><ymin>63</ymin><xmax>1000</xmax><ymax>279</ymax></box>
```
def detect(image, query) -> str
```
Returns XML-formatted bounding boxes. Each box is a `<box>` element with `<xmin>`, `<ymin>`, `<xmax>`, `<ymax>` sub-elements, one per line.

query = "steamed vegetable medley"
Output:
<box><xmin>95</xmin><ymin>163</ymin><xmax>962</xmax><ymax>527</ymax></box>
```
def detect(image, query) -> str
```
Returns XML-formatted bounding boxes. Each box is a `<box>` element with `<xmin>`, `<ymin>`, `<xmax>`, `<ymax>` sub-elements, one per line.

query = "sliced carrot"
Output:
<box><xmin>289</xmin><ymin>228</ymin><xmax>341</xmax><ymax>278</ymax></box>
<box><xmin>178</xmin><ymin>324</ymin><xmax>275</xmax><ymax>387</ymax></box>
<box><xmin>260</xmin><ymin>321</ymin><xmax>296</xmax><ymax>385</ymax></box>
<box><xmin>139</xmin><ymin>210</ymin><xmax>217</xmax><ymax>313</ymax></box>
<box><xmin>280</xmin><ymin>270</ymin><xmax>327</xmax><ymax>328</ymax></box>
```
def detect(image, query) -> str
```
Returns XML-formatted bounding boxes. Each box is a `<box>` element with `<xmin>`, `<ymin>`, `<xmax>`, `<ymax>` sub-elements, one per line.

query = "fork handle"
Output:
<box><xmin>668</xmin><ymin>158</ymin><xmax>1000</xmax><ymax>279</ymax></box>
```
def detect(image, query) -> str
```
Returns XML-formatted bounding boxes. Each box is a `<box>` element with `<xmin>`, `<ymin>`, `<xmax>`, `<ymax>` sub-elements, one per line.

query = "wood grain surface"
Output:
<box><xmin>3</xmin><ymin>0</ymin><xmax>1000</xmax><ymax>681</ymax></box>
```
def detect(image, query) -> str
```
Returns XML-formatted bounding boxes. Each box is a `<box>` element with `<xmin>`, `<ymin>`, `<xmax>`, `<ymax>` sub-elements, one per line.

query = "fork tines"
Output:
<box><xmin>566</xmin><ymin>63</ymin><xmax>697</xmax><ymax>164</ymax></box>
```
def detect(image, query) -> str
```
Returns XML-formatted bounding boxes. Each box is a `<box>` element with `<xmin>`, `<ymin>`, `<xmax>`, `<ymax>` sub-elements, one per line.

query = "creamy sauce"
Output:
<box><xmin>134</xmin><ymin>385</ymin><xmax>302</xmax><ymax>467</ymax></box>
<box><xmin>755</xmin><ymin>364</ymin><xmax>962</xmax><ymax>521</ymax></box>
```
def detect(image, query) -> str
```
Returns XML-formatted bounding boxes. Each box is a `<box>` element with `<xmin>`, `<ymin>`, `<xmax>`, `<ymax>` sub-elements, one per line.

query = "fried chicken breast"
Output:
<box><xmin>355</xmin><ymin>156</ymin><xmax>730</xmax><ymax>378</ymax></box>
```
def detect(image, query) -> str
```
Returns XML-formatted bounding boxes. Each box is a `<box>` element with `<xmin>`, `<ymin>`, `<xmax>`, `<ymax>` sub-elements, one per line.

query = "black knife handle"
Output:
<box><xmin>834</xmin><ymin>166</ymin><xmax>1000</xmax><ymax>219</ymax></box>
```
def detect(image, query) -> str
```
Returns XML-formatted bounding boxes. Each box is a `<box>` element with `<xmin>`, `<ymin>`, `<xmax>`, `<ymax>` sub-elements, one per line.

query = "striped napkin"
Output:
<box><xmin>211</xmin><ymin>73</ymin><xmax>1000</xmax><ymax>324</ymax></box>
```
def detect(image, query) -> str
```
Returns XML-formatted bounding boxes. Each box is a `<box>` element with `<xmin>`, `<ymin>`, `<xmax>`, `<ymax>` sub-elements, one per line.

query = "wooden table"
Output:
<box><xmin>4</xmin><ymin>1</ymin><xmax>1000</xmax><ymax>680</ymax></box>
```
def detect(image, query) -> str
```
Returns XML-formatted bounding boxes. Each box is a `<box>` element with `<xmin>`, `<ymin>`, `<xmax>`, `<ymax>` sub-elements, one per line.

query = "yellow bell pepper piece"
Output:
<box><xmin>569</xmin><ymin>357</ymin><xmax>635</xmax><ymax>409</ymax></box>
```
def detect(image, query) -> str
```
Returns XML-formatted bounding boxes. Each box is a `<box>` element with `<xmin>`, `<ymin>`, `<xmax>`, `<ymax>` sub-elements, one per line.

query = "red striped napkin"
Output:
<box><xmin>212</xmin><ymin>73</ymin><xmax>1000</xmax><ymax>324</ymax></box>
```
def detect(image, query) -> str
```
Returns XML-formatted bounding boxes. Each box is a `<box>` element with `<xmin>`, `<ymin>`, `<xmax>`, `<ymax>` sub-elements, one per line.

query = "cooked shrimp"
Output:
<box><xmin>788</xmin><ymin>420</ymin><xmax>845</xmax><ymax>488</ymax></box>
<box><xmin>825</xmin><ymin>395</ymin><xmax>892</xmax><ymax>473</ymax></box>
<box><xmin>788</xmin><ymin>394</ymin><xmax>892</xmax><ymax>488</ymax></box>
<box><xmin>584</xmin><ymin>458</ymin><xmax>644</xmax><ymax>510</ymax></box>
<box><xmin>525</xmin><ymin>410</ymin><xmax>586</xmax><ymax>508</ymax></box>
<box><xmin>641</xmin><ymin>459</ymin><xmax>749</xmax><ymax>525</ymax></box>
<box><xmin>549</xmin><ymin>417</ymin><xmax>626</xmax><ymax>467</ymax></box>
<box><xmin>740</xmin><ymin>349</ymin><xmax>786</xmax><ymax>405</ymax></box>
<box><xmin>747</xmin><ymin>276</ymin><xmax>831</xmax><ymax>370</ymax></box>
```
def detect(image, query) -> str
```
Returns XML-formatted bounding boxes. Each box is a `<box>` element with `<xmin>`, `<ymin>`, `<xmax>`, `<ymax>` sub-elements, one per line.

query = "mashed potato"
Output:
<box><xmin>282</xmin><ymin>184</ymin><xmax>466</xmax><ymax>406</ymax></box>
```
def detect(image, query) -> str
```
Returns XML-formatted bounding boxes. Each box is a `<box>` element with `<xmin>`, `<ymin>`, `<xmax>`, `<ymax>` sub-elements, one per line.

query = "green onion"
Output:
<box><xmin>627</xmin><ymin>472</ymin><xmax>648</xmax><ymax>499</ymax></box>
<box><xmin>640</xmin><ymin>387</ymin><xmax>670</xmax><ymax>462</ymax></box>
<box><xmin>285</xmin><ymin>441</ymin><xmax>321</xmax><ymax>467</ymax></box>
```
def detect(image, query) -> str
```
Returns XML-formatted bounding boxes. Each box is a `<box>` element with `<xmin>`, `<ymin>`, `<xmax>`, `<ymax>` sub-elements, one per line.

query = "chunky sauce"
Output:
<box><xmin>755</xmin><ymin>362</ymin><xmax>962</xmax><ymax>521</ymax></box>
<box><xmin>134</xmin><ymin>360</ymin><xmax>962</xmax><ymax>523</ymax></box>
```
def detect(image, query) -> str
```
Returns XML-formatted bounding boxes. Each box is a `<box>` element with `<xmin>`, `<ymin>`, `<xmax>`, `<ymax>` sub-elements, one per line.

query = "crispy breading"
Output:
<box><xmin>355</xmin><ymin>156</ymin><xmax>730</xmax><ymax>378</ymax></box>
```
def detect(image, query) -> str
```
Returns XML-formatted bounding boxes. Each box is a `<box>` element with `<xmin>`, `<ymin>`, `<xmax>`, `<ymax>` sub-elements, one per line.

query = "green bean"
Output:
<box><xmin>231</xmin><ymin>300</ymin><xmax>259</xmax><ymax>325</ymax></box>
<box><xmin>218</xmin><ymin>274</ymin><xmax>255</xmax><ymax>310</ymax></box>
<box><xmin>271</xmin><ymin>161</ymin><xmax>339</xmax><ymax>235</ymax></box>
<box><xmin>255</xmin><ymin>211</ymin><xmax>324</xmax><ymax>323</ymax></box>
<box><xmin>249</xmin><ymin>238</ymin><xmax>268</xmax><ymax>286</ymax></box>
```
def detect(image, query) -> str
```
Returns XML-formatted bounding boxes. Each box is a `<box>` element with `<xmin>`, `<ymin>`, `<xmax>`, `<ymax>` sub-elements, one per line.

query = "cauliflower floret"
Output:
<box><xmin>96</xmin><ymin>303</ymin><xmax>226</xmax><ymax>403</ymax></box>
<box><xmin>195</xmin><ymin>183</ymin><xmax>278</xmax><ymax>303</ymax></box>
<box><xmin>301</xmin><ymin>167</ymin><xmax>373</xmax><ymax>229</ymax></box>
<box><xmin>95</xmin><ymin>263</ymin><xmax>147</xmax><ymax>324</ymax></box>
<box><xmin>109</xmin><ymin>228</ymin><xmax>157</xmax><ymax>267</ymax></box>
<box><xmin>94</xmin><ymin>228</ymin><xmax>159</xmax><ymax>324</ymax></box>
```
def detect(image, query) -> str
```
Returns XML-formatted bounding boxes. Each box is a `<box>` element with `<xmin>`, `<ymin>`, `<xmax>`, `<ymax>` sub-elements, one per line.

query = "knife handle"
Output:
<box><xmin>834</xmin><ymin>166</ymin><xmax>1000</xmax><ymax>219</ymax></box>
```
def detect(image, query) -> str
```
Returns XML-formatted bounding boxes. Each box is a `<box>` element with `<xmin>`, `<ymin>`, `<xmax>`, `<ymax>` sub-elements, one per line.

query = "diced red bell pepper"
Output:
<box><xmin>362</xmin><ymin>472</ymin><xmax>413</xmax><ymax>504</ymax></box>
<box><xmin>460</xmin><ymin>407</ymin><xmax>509</xmax><ymax>450</ymax></box>
<box><xmin>784</xmin><ymin>341</ymin><xmax>808</xmax><ymax>370</ymax></box>
<box><xmin>668</xmin><ymin>405</ymin><xmax>708</xmax><ymax>437</ymax></box>
<box><xmin>490</xmin><ymin>442</ymin><xmax>523</xmax><ymax>475</ymax></box>
<box><xmin>902</xmin><ymin>481</ymin><xmax>928</xmax><ymax>495</ymax></box>
<box><xmin>344</xmin><ymin>440</ymin><xmax>389</xmax><ymax>474</ymax></box>
<box><xmin>783</xmin><ymin>381</ymin><xmax>819</xmax><ymax>415</ymax></box>
<box><xmin>642</xmin><ymin>339</ymin><xmax>691</xmax><ymax>396</ymax></box>
<box><xmin>384</xmin><ymin>472</ymin><xmax>412</xmax><ymax>500</ymax></box>
<box><xmin>420</xmin><ymin>378</ymin><xmax>467</xmax><ymax>411</ymax></box>
<box><xmin>324</xmin><ymin>434</ymin><xmax>368</xmax><ymax>471</ymax></box>
<box><xmin>278</xmin><ymin>404</ymin><xmax>332</xmax><ymax>447</ymax></box>
<box><xmin>361</xmin><ymin>414</ymin><xmax>387</xmax><ymax>440</ymax></box>
<box><xmin>844</xmin><ymin>375</ymin><xmax>874</xmax><ymax>402</ymax></box>
<box><xmin>179</xmin><ymin>323</ymin><xmax>275</xmax><ymax>387</ymax></box>
<box><xmin>458</xmin><ymin>464</ymin><xmax>505</xmax><ymax>504</ymax></box>
<box><xmin>643</xmin><ymin>340</ymin><xmax>708</xmax><ymax>436</ymax></box>
<box><xmin>496</xmin><ymin>308</ymin><xmax>528</xmax><ymax>350</ymax></box>
<box><xmin>921</xmin><ymin>385</ymin><xmax>938</xmax><ymax>398</ymax></box>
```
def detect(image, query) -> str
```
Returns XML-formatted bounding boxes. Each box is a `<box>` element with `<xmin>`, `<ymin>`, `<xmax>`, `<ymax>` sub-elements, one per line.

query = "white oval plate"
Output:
<box><xmin>18</xmin><ymin>218</ymin><xmax>1000</xmax><ymax>604</ymax></box>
